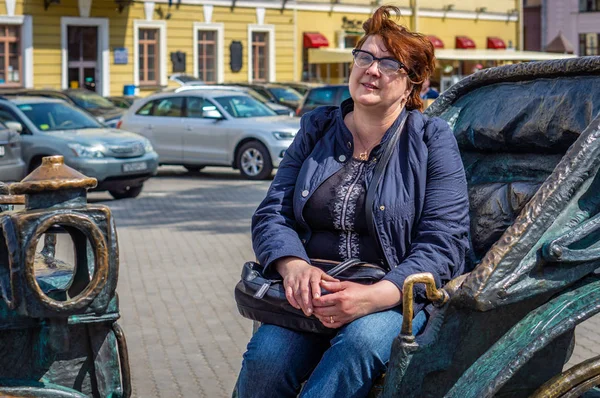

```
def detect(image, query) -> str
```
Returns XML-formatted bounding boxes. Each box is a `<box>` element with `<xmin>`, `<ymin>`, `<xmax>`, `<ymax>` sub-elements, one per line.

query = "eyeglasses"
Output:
<box><xmin>351</xmin><ymin>49</ymin><xmax>411</xmax><ymax>76</ymax></box>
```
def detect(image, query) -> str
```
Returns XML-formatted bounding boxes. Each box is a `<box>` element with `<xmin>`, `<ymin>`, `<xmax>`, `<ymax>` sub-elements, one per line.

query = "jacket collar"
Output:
<box><xmin>337</xmin><ymin>98</ymin><xmax>408</xmax><ymax>158</ymax></box>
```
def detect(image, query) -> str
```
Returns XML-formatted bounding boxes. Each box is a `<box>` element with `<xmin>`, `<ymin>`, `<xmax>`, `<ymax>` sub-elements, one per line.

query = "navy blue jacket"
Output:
<box><xmin>251</xmin><ymin>99</ymin><xmax>470</xmax><ymax>310</ymax></box>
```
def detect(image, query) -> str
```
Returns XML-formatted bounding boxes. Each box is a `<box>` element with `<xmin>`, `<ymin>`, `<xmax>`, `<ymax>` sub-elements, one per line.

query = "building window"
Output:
<box><xmin>252</xmin><ymin>32</ymin><xmax>268</xmax><ymax>82</ymax></box>
<box><xmin>0</xmin><ymin>25</ymin><xmax>21</xmax><ymax>86</ymax></box>
<box><xmin>197</xmin><ymin>30</ymin><xmax>217</xmax><ymax>83</ymax></box>
<box><xmin>579</xmin><ymin>33</ymin><xmax>600</xmax><ymax>55</ymax></box>
<box><xmin>67</xmin><ymin>26</ymin><xmax>97</xmax><ymax>91</ymax></box>
<box><xmin>138</xmin><ymin>28</ymin><xmax>159</xmax><ymax>86</ymax></box>
<box><xmin>580</xmin><ymin>0</ymin><xmax>600</xmax><ymax>11</ymax></box>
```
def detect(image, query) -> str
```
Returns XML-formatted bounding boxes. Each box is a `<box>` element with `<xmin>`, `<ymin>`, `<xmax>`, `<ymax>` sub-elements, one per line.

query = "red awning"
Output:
<box><xmin>304</xmin><ymin>33</ymin><xmax>329</xmax><ymax>48</ymax></box>
<box><xmin>427</xmin><ymin>35</ymin><xmax>444</xmax><ymax>49</ymax></box>
<box><xmin>456</xmin><ymin>36</ymin><xmax>476</xmax><ymax>49</ymax></box>
<box><xmin>487</xmin><ymin>37</ymin><xmax>506</xmax><ymax>49</ymax></box>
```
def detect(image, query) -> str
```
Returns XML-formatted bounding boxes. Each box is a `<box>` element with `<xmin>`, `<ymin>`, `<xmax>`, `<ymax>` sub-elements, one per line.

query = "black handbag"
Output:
<box><xmin>234</xmin><ymin>258</ymin><xmax>387</xmax><ymax>334</ymax></box>
<box><xmin>234</xmin><ymin>112</ymin><xmax>408</xmax><ymax>334</ymax></box>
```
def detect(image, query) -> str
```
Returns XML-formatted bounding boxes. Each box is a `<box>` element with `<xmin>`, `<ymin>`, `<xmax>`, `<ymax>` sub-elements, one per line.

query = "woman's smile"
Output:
<box><xmin>362</xmin><ymin>82</ymin><xmax>379</xmax><ymax>90</ymax></box>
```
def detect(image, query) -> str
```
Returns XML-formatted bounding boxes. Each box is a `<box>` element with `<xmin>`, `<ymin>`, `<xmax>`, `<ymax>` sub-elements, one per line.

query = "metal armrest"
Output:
<box><xmin>400</xmin><ymin>273</ymin><xmax>449</xmax><ymax>340</ymax></box>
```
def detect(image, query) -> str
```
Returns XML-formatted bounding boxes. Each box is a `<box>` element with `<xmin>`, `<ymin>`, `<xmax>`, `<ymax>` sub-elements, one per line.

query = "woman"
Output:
<box><xmin>238</xmin><ymin>6</ymin><xmax>470</xmax><ymax>397</ymax></box>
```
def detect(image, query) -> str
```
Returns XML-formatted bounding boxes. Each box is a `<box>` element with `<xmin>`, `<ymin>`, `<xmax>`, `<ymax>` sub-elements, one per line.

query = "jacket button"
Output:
<box><xmin>379</xmin><ymin>205</ymin><xmax>385</xmax><ymax>211</ymax></box>
<box><xmin>339</xmin><ymin>155</ymin><xmax>347</xmax><ymax>162</ymax></box>
<box><xmin>301</xmin><ymin>190</ymin><xmax>309</xmax><ymax>197</ymax></box>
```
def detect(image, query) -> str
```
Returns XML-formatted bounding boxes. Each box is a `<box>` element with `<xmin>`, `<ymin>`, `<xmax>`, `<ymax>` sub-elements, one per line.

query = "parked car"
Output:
<box><xmin>119</xmin><ymin>90</ymin><xmax>301</xmax><ymax>180</ymax></box>
<box><xmin>173</xmin><ymin>85</ymin><xmax>295</xmax><ymax>116</ymax></box>
<box><xmin>107</xmin><ymin>96</ymin><xmax>139</xmax><ymax>109</ymax></box>
<box><xmin>279</xmin><ymin>82</ymin><xmax>324</xmax><ymax>96</ymax></box>
<box><xmin>169</xmin><ymin>74</ymin><xmax>204</xmax><ymax>86</ymax></box>
<box><xmin>0</xmin><ymin>89</ymin><xmax>125</xmax><ymax>128</ymax></box>
<box><xmin>232</xmin><ymin>83</ymin><xmax>304</xmax><ymax>111</ymax></box>
<box><xmin>0</xmin><ymin>96</ymin><xmax>159</xmax><ymax>199</ymax></box>
<box><xmin>296</xmin><ymin>84</ymin><xmax>351</xmax><ymax>116</ymax></box>
<box><xmin>0</xmin><ymin>121</ymin><xmax>26</xmax><ymax>182</ymax></box>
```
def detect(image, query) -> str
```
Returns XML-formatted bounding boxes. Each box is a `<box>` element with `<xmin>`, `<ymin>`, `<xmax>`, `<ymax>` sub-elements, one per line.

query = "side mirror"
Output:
<box><xmin>5</xmin><ymin>121</ymin><xmax>23</xmax><ymax>133</ymax></box>
<box><xmin>202</xmin><ymin>109</ymin><xmax>224</xmax><ymax>120</ymax></box>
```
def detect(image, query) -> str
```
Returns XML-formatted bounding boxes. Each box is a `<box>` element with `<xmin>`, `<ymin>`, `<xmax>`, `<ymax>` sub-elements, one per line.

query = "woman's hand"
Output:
<box><xmin>275</xmin><ymin>257</ymin><xmax>339</xmax><ymax>317</ymax></box>
<box><xmin>312</xmin><ymin>280</ymin><xmax>402</xmax><ymax>328</ymax></box>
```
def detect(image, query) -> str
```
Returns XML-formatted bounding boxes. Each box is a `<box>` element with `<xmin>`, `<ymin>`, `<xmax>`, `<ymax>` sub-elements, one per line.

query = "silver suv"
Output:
<box><xmin>0</xmin><ymin>97</ymin><xmax>159</xmax><ymax>199</ymax></box>
<box><xmin>119</xmin><ymin>90</ymin><xmax>300</xmax><ymax>180</ymax></box>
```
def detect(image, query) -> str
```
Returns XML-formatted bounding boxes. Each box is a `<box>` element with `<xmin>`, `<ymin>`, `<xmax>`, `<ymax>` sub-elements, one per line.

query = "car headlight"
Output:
<box><xmin>143</xmin><ymin>139</ymin><xmax>154</xmax><ymax>153</ymax></box>
<box><xmin>68</xmin><ymin>143</ymin><xmax>105</xmax><ymax>158</ymax></box>
<box><xmin>272</xmin><ymin>131</ymin><xmax>296</xmax><ymax>140</ymax></box>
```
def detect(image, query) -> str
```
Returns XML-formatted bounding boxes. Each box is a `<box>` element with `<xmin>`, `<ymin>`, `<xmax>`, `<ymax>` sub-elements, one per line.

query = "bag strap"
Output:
<box><xmin>325</xmin><ymin>258</ymin><xmax>366</xmax><ymax>277</ymax></box>
<box><xmin>365</xmin><ymin>112</ymin><xmax>409</xmax><ymax>267</ymax></box>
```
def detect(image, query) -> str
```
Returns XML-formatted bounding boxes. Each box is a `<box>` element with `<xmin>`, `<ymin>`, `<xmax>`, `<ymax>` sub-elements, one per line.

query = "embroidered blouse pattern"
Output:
<box><xmin>333</xmin><ymin>159</ymin><xmax>367</xmax><ymax>260</ymax></box>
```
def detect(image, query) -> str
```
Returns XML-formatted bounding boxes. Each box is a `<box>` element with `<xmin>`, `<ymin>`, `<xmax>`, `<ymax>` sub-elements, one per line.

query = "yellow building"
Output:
<box><xmin>1</xmin><ymin>0</ymin><xmax>523</xmax><ymax>96</ymax></box>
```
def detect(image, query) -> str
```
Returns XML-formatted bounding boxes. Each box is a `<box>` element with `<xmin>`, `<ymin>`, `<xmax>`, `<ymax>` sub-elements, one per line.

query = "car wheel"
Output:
<box><xmin>184</xmin><ymin>165</ymin><xmax>205</xmax><ymax>173</ymax></box>
<box><xmin>109</xmin><ymin>185</ymin><xmax>143</xmax><ymax>200</ymax></box>
<box><xmin>28</xmin><ymin>157</ymin><xmax>45</xmax><ymax>173</ymax></box>
<box><xmin>237</xmin><ymin>141</ymin><xmax>273</xmax><ymax>180</ymax></box>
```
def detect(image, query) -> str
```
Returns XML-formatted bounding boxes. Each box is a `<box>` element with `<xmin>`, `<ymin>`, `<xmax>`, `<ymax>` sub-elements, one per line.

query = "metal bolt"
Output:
<box><xmin>551</xmin><ymin>245</ymin><xmax>563</xmax><ymax>259</ymax></box>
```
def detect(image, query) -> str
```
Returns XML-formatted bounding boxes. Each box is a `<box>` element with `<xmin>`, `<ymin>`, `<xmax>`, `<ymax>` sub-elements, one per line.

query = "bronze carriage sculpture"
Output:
<box><xmin>0</xmin><ymin>156</ymin><xmax>130</xmax><ymax>397</ymax></box>
<box><xmin>233</xmin><ymin>56</ymin><xmax>600</xmax><ymax>398</ymax></box>
<box><xmin>377</xmin><ymin>56</ymin><xmax>600</xmax><ymax>397</ymax></box>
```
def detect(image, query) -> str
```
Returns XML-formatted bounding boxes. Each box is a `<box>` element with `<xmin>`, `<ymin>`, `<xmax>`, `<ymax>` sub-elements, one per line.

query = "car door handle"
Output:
<box><xmin>186</xmin><ymin>125</ymin><xmax>193</xmax><ymax>131</ymax></box>
<box><xmin>147</xmin><ymin>124</ymin><xmax>153</xmax><ymax>130</ymax></box>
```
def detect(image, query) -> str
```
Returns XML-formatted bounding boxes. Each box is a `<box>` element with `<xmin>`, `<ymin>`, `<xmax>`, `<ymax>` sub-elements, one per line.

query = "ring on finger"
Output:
<box><xmin>330</xmin><ymin>315</ymin><xmax>334</xmax><ymax>324</ymax></box>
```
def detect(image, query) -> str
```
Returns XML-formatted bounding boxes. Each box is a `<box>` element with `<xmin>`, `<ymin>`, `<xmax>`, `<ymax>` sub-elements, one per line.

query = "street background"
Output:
<box><xmin>84</xmin><ymin>166</ymin><xmax>600</xmax><ymax>398</ymax></box>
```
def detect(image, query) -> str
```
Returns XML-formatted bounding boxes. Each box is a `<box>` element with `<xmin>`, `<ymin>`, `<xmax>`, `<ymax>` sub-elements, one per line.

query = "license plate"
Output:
<box><xmin>122</xmin><ymin>161</ymin><xmax>147</xmax><ymax>172</ymax></box>
<box><xmin>0</xmin><ymin>146</ymin><xmax>5</xmax><ymax>157</ymax></box>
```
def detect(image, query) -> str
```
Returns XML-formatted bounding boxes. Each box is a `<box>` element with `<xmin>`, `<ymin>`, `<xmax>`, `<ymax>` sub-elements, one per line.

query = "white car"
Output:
<box><xmin>118</xmin><ymin>90</ymin><xmax>301</xmax><ymax>179</ymax></box>
<box><xmin>171</xmin><ymin>85</ymin><xmax>295</xmax><ymax>116</ymax></box>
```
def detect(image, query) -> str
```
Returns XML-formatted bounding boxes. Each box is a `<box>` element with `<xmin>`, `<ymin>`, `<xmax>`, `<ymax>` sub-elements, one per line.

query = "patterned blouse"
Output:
<box><xmin>303</xmin><ymin>157</ymin><xmax>381</xmax><ymax>265</ymax></box>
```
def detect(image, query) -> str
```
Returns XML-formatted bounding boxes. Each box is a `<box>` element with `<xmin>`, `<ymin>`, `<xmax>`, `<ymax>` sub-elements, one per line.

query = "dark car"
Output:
<box><xmin>0</xmin><ymin>89</ymin><xmax>124</xmax><ymax>128</ymax></box>
<box><xmin>279</xmin><ymin>82</ymin><xmax>324</xmax><ymax>96</ymax></box>
<box><xmin>107</xmin><ymin>96</ymin><xmax>139</xmax><ymax>109</ymax></box>
<box><xmin>232</xmin><ymin>83</ymin><xmax>303</xmax><ymax>111</ymax></box>
<box><xmin>295</xmin><ymin>84</ymin><xmax>350</xmax><ymax>116</ymax></box>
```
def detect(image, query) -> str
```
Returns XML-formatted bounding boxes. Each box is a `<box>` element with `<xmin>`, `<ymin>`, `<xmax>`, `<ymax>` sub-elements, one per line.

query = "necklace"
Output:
<box><xmin>355</xmin><ymin>139</ymin><xmax>379</xmax><ymax>161</ymax></box>
<box><xmin>352</xmin><ymin>115</ymin><xmax>381</xmax><ymax>161</ymax></box>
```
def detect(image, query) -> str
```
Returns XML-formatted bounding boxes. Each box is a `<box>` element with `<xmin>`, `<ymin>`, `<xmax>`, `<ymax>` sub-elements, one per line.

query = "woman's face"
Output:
<box><xmin>349</xmin><ymin>35</ymin><xmax>412</xmax><ymax>110</ymax></box>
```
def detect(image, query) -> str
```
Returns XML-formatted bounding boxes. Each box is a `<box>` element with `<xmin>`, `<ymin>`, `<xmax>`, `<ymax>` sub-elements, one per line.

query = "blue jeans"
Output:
<box><xmin>237</xmin><ymin>309</ymin><xmax>427</xmax><ymax>398</ymax></box>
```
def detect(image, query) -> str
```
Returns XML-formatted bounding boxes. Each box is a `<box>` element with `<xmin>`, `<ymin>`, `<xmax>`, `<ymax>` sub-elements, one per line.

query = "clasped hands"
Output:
<box><xmin>275</xmin><ymin>258</ymin><xmax>375</xmax><ymax>328</ymax></box>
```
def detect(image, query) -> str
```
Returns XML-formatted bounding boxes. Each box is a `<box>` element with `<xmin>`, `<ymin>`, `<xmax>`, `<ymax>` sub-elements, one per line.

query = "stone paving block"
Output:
<box><xmin>88</xmin><ymin>166</ymin><xmax>600</xmax><ymax>397</ymax></box>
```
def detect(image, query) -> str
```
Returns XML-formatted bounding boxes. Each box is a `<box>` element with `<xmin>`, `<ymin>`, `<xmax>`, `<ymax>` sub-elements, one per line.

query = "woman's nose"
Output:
<box><xmin>365</xmin><ymin>60</ymin><xmax>381</xmax><ymax>76</ymax></box>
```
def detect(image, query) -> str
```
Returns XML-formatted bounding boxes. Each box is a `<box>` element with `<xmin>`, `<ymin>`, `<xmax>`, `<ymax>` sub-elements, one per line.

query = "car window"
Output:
<box><xmin>0</xmin><ymin>107</ymin><xmax>18</xmax><ymax>124</ymax></box>
<box><xmin>213</xmin><ymin>95</ymin><xmax>277</xmax><ymax>118</ymax></box>
<box><xmin>340</xmin><ymin>87</ymin><xmax>351</xmax><ymax>102</ymax></box>
<box><xmin>153</xmin><ymin>97</ymin><xmax>184</xmax><ymax>117</ymax></box>
<box><xmin>68</xmin><ymin>90</ymin><xmax>115</xmax><ymax>109</ymax></box>
<box><xmin>16</xmin><ymin>102</ymin><xmax>103</xmax><ymax>131</ymax></box>
<box><xmin>137</xmin><ymin>97</ymin><xmax>184</xmax><ymax>117</ymax></box>
<box><xmin>292</xmin><ymin>86</ymin><xmax>309</xmax><ymax>96</ymax></box>
<box><xmin>186</xmin><ymin>97</ymin><xmax>207</xmax><ymax>118</ymax></box>
<box><xmin>136</xmin><ymin>101</ymin><xmax>153</xmax><ymax>116</ymax></box>
<box><xmin>37</xmin><ymin>93</ymin><xmax>66</xmax><ymax>101</ymax></box>
<box><xmin>110</xmin><ymin>98</ymin><xmax>129</xmax><ymax>109</ymax></box>
<box><xmin>305</xmin><ymin>87</ymin><xmax>337</xmax><ymax>106</ymax></box>
<box><xmin>252</xmin><ymin>87</ymin><xmax>271</xmax><ymax>99</ymax></box>
<box><xmin>269</xmin><ymin>87</ymin><xmax>302</xmax><ymax>102</ymax></box>
<box><xmin>245</xmin><ymin>89</ymin><xmax>270</xmax><ymax>103</ymax></box>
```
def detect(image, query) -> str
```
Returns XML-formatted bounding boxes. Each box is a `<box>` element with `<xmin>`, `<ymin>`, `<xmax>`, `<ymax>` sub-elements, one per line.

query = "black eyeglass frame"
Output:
<box><xmin>351</xmin><ymin>49</ymin><xmax>413</xmax><ymax>77</ymax></box>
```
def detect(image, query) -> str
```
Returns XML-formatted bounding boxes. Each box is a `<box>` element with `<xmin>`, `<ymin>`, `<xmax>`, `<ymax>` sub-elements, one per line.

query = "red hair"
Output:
<box><xmin>355</xmin><ymin>5</ymin><xmax>436</xmax><ymax>111</ymax></box>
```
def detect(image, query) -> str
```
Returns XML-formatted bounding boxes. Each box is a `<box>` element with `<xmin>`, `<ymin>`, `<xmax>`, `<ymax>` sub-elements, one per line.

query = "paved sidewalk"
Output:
<box><xmin>87</xmin><ymin>166</ymin><xmax>599</xmax><ymax>397</ymax></box>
